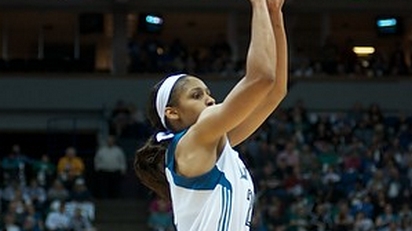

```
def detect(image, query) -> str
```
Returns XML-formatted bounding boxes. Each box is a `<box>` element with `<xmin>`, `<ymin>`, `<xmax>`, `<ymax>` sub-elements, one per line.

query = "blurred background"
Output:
<box><xmin>0</xmin><ymin>0</ymin><xmax>412</xmax><ymax>230</ymax></box>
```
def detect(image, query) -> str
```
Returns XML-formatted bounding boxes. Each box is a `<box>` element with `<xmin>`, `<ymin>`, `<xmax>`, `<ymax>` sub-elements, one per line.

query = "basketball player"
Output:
<box><xmin>134</xmin><ymin>0</ymin><xmax>288</xmax><ymax>230</ymax></box>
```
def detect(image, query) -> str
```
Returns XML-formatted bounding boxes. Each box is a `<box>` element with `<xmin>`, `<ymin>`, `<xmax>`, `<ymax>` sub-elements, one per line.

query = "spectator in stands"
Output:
<box><xmin>367</xmin><ymin>169</ymin><xmax>387</xmax><ymax>194</ymax></box>
<box><xmin>308</xmin><ymin>202</ymin><xmax>333</xmax><ymax>231</ymax></box>
<box><xmin>347</xmin><ymin>102</ymin><xmax>364</xmax><ymax>124</ymax></box>
<box><xmin>387</xmin><ymin>167</ymin><xmax>409</xmax><ymax>208</ymax></box>
<box><xmin>349</xmin><ymin>182</ymin><xmax>369</xmax><ymax>213</ymax></box>
<box><xmin>340</xmin><ymin>37</ymin><xmax>358</xmax><ymax>76</ymax></box>
<box><xmin>31</xmin><ymin>154</ymin><xmax>56</xmax><ymax>188</ymax></box>
<box><xmin>264</xmin><ymin>196</ymin><xmax>288</xmax><ymax>231</ymax></box>
<box><xmin>369</xmin><ymin>48</ymin><xmax>389</xmax><ymax>77</ymax></box>
<box><xmin>250</xmin><ymin>203</ymin><xmax>269</xmax><ymax>231</ymax></box>
<box><xmin>45</xmin><ymin>201</ymin><xmax>70</xmax><ymax>231</ymax></box>
<box><xmin>375</xmin><ymin>203</ymin><xmax>399</xmax><ymax>231</ymax></box>
<box><xmin>398</xmin><ymin>203</ymin><xmax>412</xmax><ymax>231</ymax></box>
<box><xmin>312</xmin><ymin>116</ymin><xmax>333</xmax><ymax>143</ymax></box>
<box><xmin>148</xmin><ymin>197</ymin><xmax>173</xmax><ymax>231</ymax></box>
<box><xmin>299</xmin><ymin>144</ymin><xmax>319</xmax><ymax>178</ymax></box>
<box><xmin>2</xmin><ymin>144</ymin><xmax>30</xmax><ymax>185</ymax></box>
<box><xmin>401</xmin><ymin>217</ymin><xmax>412</xmax><ymax>231</ymax></box>
<box><xmin>6</xmin><ymin>197</ymin><xmax>28</xmax><ymax>227</ymax></box>
<box><xmin>25</xmin><ymin>178</ymin><xmax>47</xmax><ymax>212</ymax></box>
<box><xmin>109</xmin><ymin>99</ymin><xmax>130</xmax><ymax>137</ymax></box>
<box><xmin>288</xmin><ymin>203</ymin><xmax>309</xmax><ymax>231</ymax></box>
<box><xmin>320</xmin><ymin>36</ymin><xmax>339</xmax><ymax>75</ymax></box>
<box><xmin>324</xmin><ymin>168</ymin><xmax>347</xmax><ymax>203</ymax></box>
<box><xmin>291</xmin><ymin>47</ymin><xmax>314</xmax><ymax>78</ymax></box>
<box><xmin>22</xmin><ymin>203</ymin><xmax>44</xmax><ymax>231</ymax></box>
<box><xmin>167</xmin><ymin>38</ymin><xmax>189</xmax><ymax>72</ymax></box>
<box><xmin>1</xmin><ymin>213</ymin><xmax>21</xmax><ymax>231</ymax></box>
<box><xmin>258</xmin><ymin>162</ymin><xmax>282</xmax><ymax>195</ymax></box>
<box><xmin>141</xmin><ymin>36</ymin><xmax>164</xmax><ymax>72</ymax></box>
<box><xmin>68</xmin><ymin>207</ymin><xmax>94</xmax><ymax>231</ymax></box>
<box><xmin>0</xmin><ymin>187</ymin><xmax>2</xmax><ymax>211</ymax></box>
<box><xmin>120</xmin><ymin>103</ymin><xmax>151</xmax><ymax>140</ymax></box>
<box><xmin>389</xmin><ymin>41</ymin><xmax>409</xmax><ymax>76</ymax></box>
<box><xmin>368</xmin><ymin>103</ymin><xmax>384</xmax><ymax>125</ymax></box>
<box><xmin>128</xmin><ymin>37</ymin><xmax>144</xmax><ymax>73</ymax></box>
<box><xmin>22</xmin><ymin>216</ymin><xmax>42</xmax><ymax>231</ymax></box>
<box><xmin>277</xmin><ymin>140</ymin><xmax>300</xmax><ymax>175</ymax></box>
<box><xmin>398</xmin><ymin>204</ymin><xmax>412</xmax><ymax>224</ymax></box>
<box><xmin>343</xmin><ymin>150</ymin><xmax>362</xmax><ymax>172</ymax></box>
<box><xmin>94</xmin><ymin>135</ymin><xmax>126</xmax><ymax>199</ymax></box>
<box><xmin>210</xmin><ymin>33</ymin><xmax>232</xmax><ymax>61</ymax></box>
<box><xmin>2</xmin><ymin>180</ymin><xmax>27</xmax><ymax>203</ymax></box>
<box><xmin>57</xmin><ymin>147</ymin><xmax>85</xmax><ymax>189</ymax></box>
<box><xmin>69</xmin><ymin>178</ymin><xmax>92</xmax><ymax>203</ymax></box>
<box><xmin>316</xmin><ymin>141</ymin><xmax>339</xmax><ymax>172</ymax></box>
<box><xmin>334</xmin><ymin>200</ymin><xmax>354</xmax><ymax>231</ymax></box>
<box><xmin>353</xmin><ymin>211</ymin><xmax>374</xmax><ymax>231</ymax></box>
<box><xmin>47</xmin><ymin>179</ymin><xmax>70</xmax><ymax>205</ymax></box>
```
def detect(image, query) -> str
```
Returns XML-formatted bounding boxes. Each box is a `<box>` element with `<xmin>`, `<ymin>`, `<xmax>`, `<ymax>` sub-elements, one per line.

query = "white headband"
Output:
<box><xmin>155</xmin><ymin>74</ymin><xmax>186</xmax><ymax>129</ymax></box>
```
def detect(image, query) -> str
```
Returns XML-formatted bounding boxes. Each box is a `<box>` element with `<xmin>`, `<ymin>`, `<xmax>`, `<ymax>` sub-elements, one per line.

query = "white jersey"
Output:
<box><xmin>165</xmin><ymin>130</ymin><xmax>255</xmax><ymax>231</ymax></box>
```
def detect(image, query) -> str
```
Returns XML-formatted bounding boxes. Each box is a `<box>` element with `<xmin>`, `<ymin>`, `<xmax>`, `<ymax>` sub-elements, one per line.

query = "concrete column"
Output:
<box><xmin>111</xmin><ymin>8</ymin><xmax>128</xmax><ymax>75</ymax></box>
<box><xmin>2</xmin><ymin>17</ymin><xmax>9</xmax><ymax>60</ymax></box>
<box><xmin>74</xmin><ymin>14</ymin><xmax>80</xmax><ymax>60</ymax></box>
<box><xmin>38</xmin><ymin>21</ymin><xmax>44</xmax><ymax>60</ymax></box>
<box><xmin>320</xmin><ymin>13</ymin><xmax>331</xmax><ymax>47</ymax></box>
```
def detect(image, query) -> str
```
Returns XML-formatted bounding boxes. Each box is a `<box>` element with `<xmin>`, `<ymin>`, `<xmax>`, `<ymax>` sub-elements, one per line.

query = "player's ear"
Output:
<box><xmin>165</xmin><ymin>106</ymin><xmax>179</xmax><ymax>122</ymax></box>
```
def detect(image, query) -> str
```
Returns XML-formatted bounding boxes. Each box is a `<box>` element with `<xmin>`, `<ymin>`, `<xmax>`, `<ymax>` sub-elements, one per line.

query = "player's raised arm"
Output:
<box><xmin>227</xmin><ymin>0</ymin><xmax>288</xmax><ymax>146</ymax></box>
<box><xmin>192</xmin><ymin>0</ymin><xmax>278</xmax><ymax>143</ymax></box>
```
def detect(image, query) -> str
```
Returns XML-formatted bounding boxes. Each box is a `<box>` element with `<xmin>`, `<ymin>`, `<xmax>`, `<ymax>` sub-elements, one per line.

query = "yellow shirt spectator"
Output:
<box><xmin>57</xmin><ymin>147</ymin><xmax>85</xmax><ymax>178</ymax></box>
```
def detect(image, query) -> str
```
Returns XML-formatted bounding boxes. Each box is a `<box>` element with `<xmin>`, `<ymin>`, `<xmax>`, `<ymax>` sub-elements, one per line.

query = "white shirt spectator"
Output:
<box><xmin>2</xmin><ymin>182</ymin><xmax>29</xmax><ymax>202</ymax></box>
<box><xmin>25</xmin><ymin>179</ymin><xmax>47</xmax><ymax>204</ymax></box>
<box><xmin>3</xmin><ymin>213</ymin><xmax>21</xmax><ymax>231</ymax></box>
<box><xmin>94</xmin><ymin>140</ymin><xmax>126</xmax><ymax>174</ymax></box>
<box><xmin>45</xmin><ymin>203</ymin><xmax>70</xmax><ymax>231</ymax></box>
<box><xmin>5</xmin><ymin>225</ymin><xmax>21</xmax><ymax>231</ymax></box>
<box><xmin>69</xmin><ymin>207</ymin><xmax>94</xmax><ymax>231</ymax></box>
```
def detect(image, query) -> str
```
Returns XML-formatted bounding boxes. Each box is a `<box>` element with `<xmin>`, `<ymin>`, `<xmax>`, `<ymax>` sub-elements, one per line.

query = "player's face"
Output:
<box><xmin>174</xmin><ymin>76</ymin><xmax>215</xmax><ymax>128</ymax></box>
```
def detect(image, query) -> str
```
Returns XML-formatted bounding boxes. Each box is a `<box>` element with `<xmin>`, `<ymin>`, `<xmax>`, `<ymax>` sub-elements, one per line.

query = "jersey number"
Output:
<box><xmin>245</xmin><ymin>189</ymin><xmax>254</xmax><ymax>227</ymax></box>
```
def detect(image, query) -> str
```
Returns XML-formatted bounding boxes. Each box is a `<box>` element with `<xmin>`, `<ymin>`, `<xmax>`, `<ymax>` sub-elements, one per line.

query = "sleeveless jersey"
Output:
<box><xmin>165</xmin><ymin>130</ymin><xmax>255</xmax><ymax>231</ymax></box>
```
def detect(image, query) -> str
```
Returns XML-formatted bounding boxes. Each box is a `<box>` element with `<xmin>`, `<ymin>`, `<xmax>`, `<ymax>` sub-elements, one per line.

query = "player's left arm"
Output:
<box><xmin>228</xmin><ymin>0</ymin><xmax>288</xmax><ymax>146</ymax></box>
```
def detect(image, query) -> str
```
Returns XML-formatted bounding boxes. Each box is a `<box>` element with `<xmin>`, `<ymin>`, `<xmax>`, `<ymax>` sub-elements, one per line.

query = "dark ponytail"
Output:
<box><xmin>134</xmin><ymin>76</ymin><xmax>187</xmax><ymax>201</ymax></box>
<box><xmin>134</xmin><ymin>136</ymin><xmax>170</xmax><ymax>200</ymax></box>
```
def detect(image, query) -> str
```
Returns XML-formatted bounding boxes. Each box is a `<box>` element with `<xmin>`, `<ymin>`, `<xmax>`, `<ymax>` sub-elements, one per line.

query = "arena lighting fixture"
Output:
<box><xmin>377</xmin><ymin>18</ymin><xmax>397</xmax><ymax>28</ymax></box>
<box><xmin>146</xmin><ymin>15</ymin><xmax>163</xmax><ymax>25</ymax></box>
<box><xmin>353</xmin><ymin>46</ymin><xmax>375</xmax><ymax>56</ymax></box>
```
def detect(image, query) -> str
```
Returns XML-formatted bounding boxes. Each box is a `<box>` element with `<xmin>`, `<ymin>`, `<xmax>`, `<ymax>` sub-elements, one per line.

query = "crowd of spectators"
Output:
<box><xmin>129</xmin><ymin>36</ymin><xmax>412</xmax><ymax>79</ymax></box>
<box><xmin>291</xmin><ymin>38</ymin><xmax>412</xmax><ymax>79</ymax></box>
<box><xmin>127</xmin><ymin>34</ymin><xmax>243</xmax><ymax>77</ymax></box>
<box><xmin>3</xmin><ymin>96</ymin><xmax>411</xmax><ymax>231</ymax></box>
<box><xmin>2</xmin><ymin>32</ymin><xmax>411</xmax><ymax>79</ymax></box>
<box><xmin>240</xmin><ymin>101</ymin><xmax>412</xmax><ymax>231</ymax></box>
<box><xmin>0</xmin><ymin>145</ymin><xmax>95</xmax><ymax>231</ymax></box>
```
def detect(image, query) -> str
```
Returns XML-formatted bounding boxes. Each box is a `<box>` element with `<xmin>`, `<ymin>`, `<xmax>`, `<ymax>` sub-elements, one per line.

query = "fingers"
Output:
<box><xmin>266</xmin><ymin>0</ymin><xmax>285</xmax><ymax>10</ymax></box>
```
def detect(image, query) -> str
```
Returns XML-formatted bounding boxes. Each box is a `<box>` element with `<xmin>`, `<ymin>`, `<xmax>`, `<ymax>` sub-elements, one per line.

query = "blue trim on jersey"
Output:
<box><xmin>226</xmin><ymin>188</ymin><xmax>233</xmax><ymax>231</ymax></box>
<box><xmin>165</xmin><ymin>129</ymin><xmax>233</xmax><ymax>191</ymax></box>
<box><xmin>218</xmin><ymin>187</ymin><xmax>233</xmax><ymax>231</ymax></box>
<box><xmin>165</xmin><ymin>130</ymin><xmax>187</xmax><ymax>167</ymax></box>
<box><xmin>172</xmin><ymin>165</ymin><xmax>223</xmax><ymax>190</ymax></box>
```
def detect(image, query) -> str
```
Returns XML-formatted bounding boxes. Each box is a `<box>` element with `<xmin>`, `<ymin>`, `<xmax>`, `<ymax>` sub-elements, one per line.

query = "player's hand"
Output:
<box><xmin>267</xmin><ymin>0</ymin><xmax>285</xmax><ymax>10</ymax></box>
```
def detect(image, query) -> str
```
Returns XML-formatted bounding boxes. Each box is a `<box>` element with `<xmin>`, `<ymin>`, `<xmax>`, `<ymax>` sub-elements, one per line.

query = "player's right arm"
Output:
<box><xmin>192</xmin><ymin>0</ymin><xmax>278</xmax><ymax>144</ymax></box>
